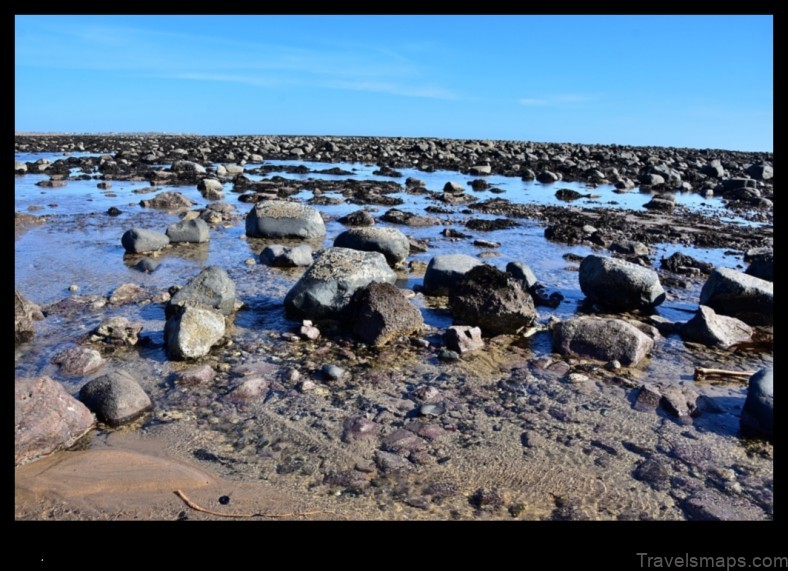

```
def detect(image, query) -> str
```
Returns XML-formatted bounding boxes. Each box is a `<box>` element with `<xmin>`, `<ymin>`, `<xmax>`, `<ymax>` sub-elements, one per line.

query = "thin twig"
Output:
<box><xmin>174</xmin><ymin>489</ymin><xmax>329</xmax><ymax>519</ymax></box>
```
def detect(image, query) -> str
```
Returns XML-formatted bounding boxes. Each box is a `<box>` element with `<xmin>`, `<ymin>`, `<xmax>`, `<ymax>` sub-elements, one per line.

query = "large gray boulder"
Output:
<box><xmin>422</xmin><ymin>254</ymin><xmax>483</xmax><ymax>296</ymax></box>
<box><xmin>167</xmin><ymin>266</ymin><xmax>236</xmax><ymax>317</ymax></box>
<box><xmin>351</xmin><ymin>282</ymin><xmax>424</xmax><ymax>346</ymax></box>
<box><xmin>166</xmin><ymin>218</ymin><xmax>210</xmax><ymax>244</ymax></box>
<box><xmin>740</xmin><ymin>368</ymin><xmax>773</xmax><ymax>440</ymax></box>
<box><xmin>260</xmin><ymin>244</ymin><xmax>313</xmax><ymax>267</ymax></box>
<box><xmin>680</xmin><ymin>305</ymin><xmax>753</xmax><ymax>348</ymax></box>
<box><xmin>334</xmin><ymin>226</ymin><xmax>410</xmax><ymax>267</ymax></box>
<box><xmin>552</xmin><ymin>316</ymin><xmax>655</xmax><ymax>366</ymax></box>
<box><xmin>78</xmin><ymin>369</ymin><xmax>153</xmax><ymax>427</ymax></box>
<box><xmin>579</xmin><ymin>255</ymin><xmax>666</xmax><ymax>310</ymax></box>
<box><xmin>165</xmin><ymin>305</ymin><xmax>226</xmax><ymax>360</ymax></box>
<box><xmin>699</xmin><ymin>267</ymin><xmax>773</xmax><ymax>324</ymax></box>
<box><xmin>15</xmin><ymin>290</ymin><xmax>44</xmax><ymax>344</ymax></box>
<box><xmin>121</xmin><ymin>228</ymin><xmax>170</xmax><ymax>254</ymax></box>
<box><xmin>284</xmin><ymin>247</ymin><xmax>396</xmax><ymax>320</ymax></box>
<box><xmin>15</xmin><ymin>376</ymin><xmax>95</xmax><ymax>466</ymax></box>
<box><xmin>449</xmin><ymin>264</ymin><xmax>538</xmax><ymax>336</ymax></box>
<box><xmin>245</xmin><ymin>200</ymin><xmax>326</xmax><ymax>239</ymax></box>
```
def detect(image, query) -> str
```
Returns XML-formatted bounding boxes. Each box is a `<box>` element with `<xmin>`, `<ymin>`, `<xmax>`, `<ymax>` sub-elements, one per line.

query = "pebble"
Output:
<box><xmin>68</xmin><ymin>284</ymin><xmax>79</xmax><ymax>292</ymax></box>
<box><xmin>419</xmin><ymin>403</ymin><xmax>446</xmax><ymax>417</ymax></box>
<box><xmin>438</xmin><ymin>349</ymin><xmax>460</xmax><ymax>362</ymax></box>
<box><xmin>322</xmin><ymin>364</ymin><xmax>346</xmax><ymax>381</ymax></box>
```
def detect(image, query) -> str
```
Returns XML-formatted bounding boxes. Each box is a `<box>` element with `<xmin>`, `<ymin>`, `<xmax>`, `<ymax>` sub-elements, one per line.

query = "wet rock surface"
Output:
<box><xmin>14</xmin><ymin>134</ymin><xmax>773</xmax><ymax>522</ymax></box>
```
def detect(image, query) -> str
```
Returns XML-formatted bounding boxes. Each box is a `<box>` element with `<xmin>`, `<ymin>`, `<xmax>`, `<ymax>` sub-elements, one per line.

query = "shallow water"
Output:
<box><xmin>15</xmin><ymin>154</ymin><xmax>773</xmax><ymax>521</ymax></box>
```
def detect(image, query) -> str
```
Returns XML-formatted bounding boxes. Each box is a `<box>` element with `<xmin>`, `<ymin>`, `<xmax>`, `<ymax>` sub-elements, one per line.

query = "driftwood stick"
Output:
<box><xmin>174</xmin><ymin>489</ymin><xmax>329</xmax><ymax>519</ymax></box>
<box><xmin>694</xmin><ymin>367</ymin><xmax>756</xmax><ymax>381</ymax></box>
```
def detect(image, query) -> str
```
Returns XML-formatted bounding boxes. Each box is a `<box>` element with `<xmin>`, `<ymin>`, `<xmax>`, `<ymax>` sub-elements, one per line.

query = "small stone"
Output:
<box><xmin>322</xmin><ymin>364</ymin><xmax>346</xmax><ymax>381</ymax></box>
<box><xmin>634</xmin><ymin>384</ymin><xmax>662</xmax><ymax>412</ymax></box>
<box><xmin>298</xmin><ymin>380</ymin><xmax>316</xmax><ymax>392</ymax></box>
<box><xmin>419</xmin><ymin>403</ymin><xmax>446</xmax><ymax>417</ymax></box>
<box><xmin>300</xmin><ymin>321</ymin><xmax>321</xmax><ymax>340</ymax></box>
<box><xmin>175</xmin><ymin>365</ymin><xmax>216</xmax><ymax>387</ymax></box>
<box><xmin>438</xmin><ymin>349</ymin><xmax>460</xmax><ymax>362</ymax></box>
<box><xmin>444</xmin><ymin>325</ymin><xmax>484</xmax><ymax>354</ymax></box>
<box><xmin>68</xmin><ymin>284</ymin><xmax>79</xmax><ymax>292</ymax></box>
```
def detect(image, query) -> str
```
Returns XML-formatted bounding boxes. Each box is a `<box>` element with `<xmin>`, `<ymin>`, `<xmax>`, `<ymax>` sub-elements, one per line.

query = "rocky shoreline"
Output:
<box><xmin>14</xmin><ymin>134</ymin><xmax>773</xmax><ymax>521</ymax></box>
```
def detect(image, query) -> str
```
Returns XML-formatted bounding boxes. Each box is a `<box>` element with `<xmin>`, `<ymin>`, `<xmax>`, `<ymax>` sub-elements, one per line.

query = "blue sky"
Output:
<box><xmin>15</xmin><ymin>15</ymin><xmax>773</xmax><ymax>151</ymax></box>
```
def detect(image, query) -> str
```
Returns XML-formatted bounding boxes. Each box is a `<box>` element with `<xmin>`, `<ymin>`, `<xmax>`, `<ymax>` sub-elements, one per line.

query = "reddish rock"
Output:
<box><xmin>15</xmin><ymin>376</ymin><xmax>95</xmax><ymax>466</ymax></box>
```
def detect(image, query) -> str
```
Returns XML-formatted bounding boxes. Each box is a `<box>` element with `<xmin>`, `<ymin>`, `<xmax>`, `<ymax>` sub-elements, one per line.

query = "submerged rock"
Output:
<box><xmin>15</xmin><ymin>376</ymin><xmax>95</xmax><ymax>466</ymax></box>
<box><xmin>579</xmin><ymin>255</ymin><xmax>666</xmax><ymax>311</ymax></box>
<box><xmin>78</xmin><ymin>369</ymin><xmax>153</xmax><ymax>427</ymax></box>
<box><xmin>52</xmin><ymin>346</ymin><xmax>106</xmax><ymax>376</ymax></box>
<box><xmin>139</xmin><ymin>191</ymin><xmax>195</xmax><ymax>210</ymax></box>
<box><xmin>284</xmin><ymin>247</ymin><xmax>396</xmax><ymax>320</ymax></box>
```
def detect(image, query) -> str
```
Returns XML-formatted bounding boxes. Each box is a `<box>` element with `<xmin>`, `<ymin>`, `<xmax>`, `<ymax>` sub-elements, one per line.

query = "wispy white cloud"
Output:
<box><xmin>519</xmin><ymin>94</ymin><xmax>596</xmax><ymax>106</ymax></box>
<box><xmin>324</xmin><ymin>79</ymin><xmax>460</xmax><ymax>100</ymax></box>
<box><xmin>16</xmin><ymin>18</ymin><xmax>461</xmax><ymax>101</ymax></box>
